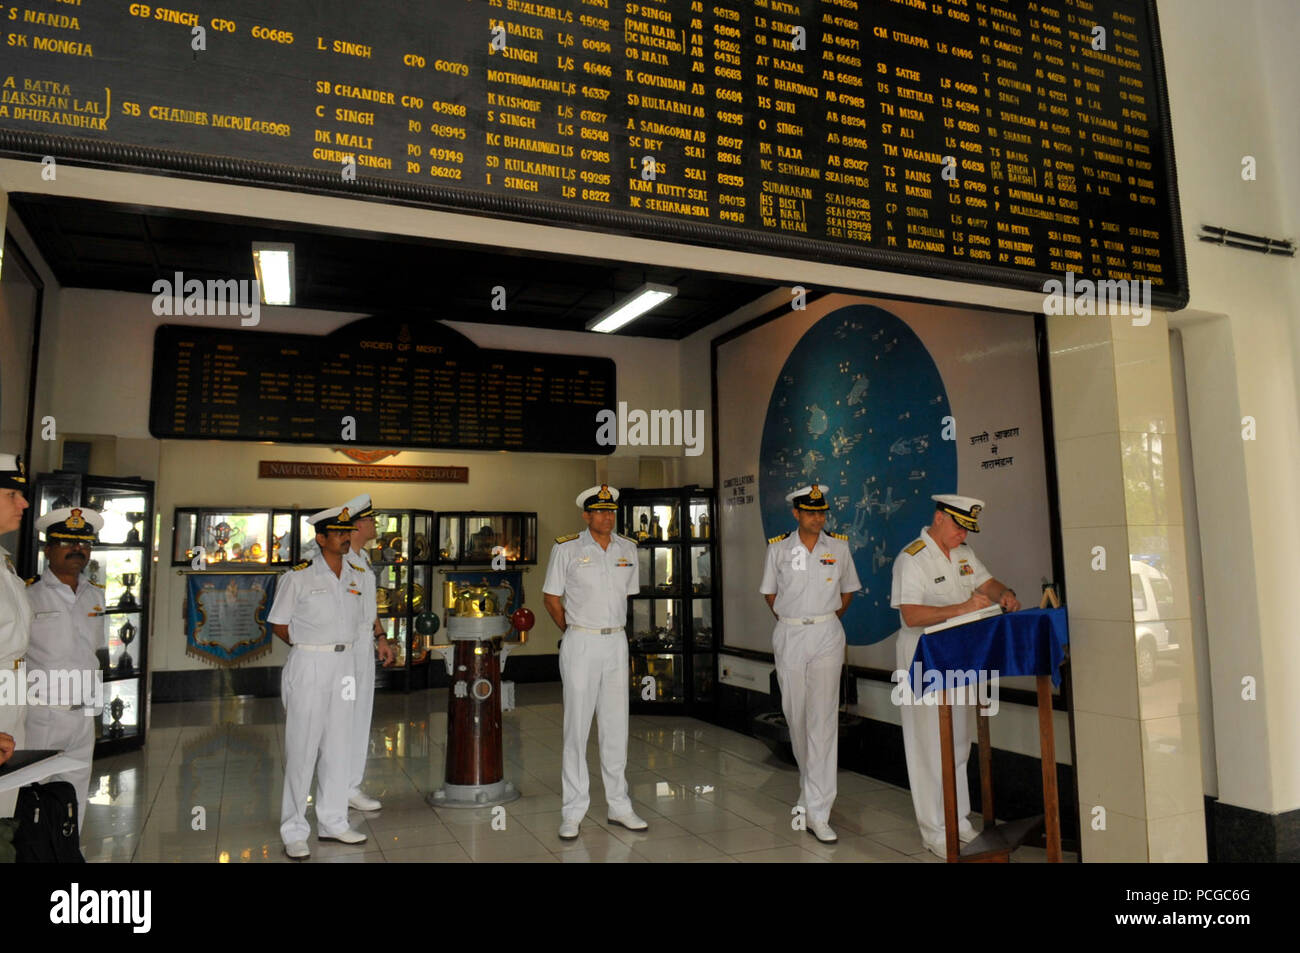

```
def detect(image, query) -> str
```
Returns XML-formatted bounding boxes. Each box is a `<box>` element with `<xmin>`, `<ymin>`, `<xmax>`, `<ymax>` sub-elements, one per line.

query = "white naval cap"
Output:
<box><xmin>309</xmin><ymin>504</ymin><xmax>354</xmax><ymax>533</ymax></box>
<box><xmin>341</xmin><ymin>493</ymin><xmax>374</xmax><ymax>521</ymax></box>
<box><xmin>931</xmin><ymin>494</ymin><xmax>985</xmax><ymax>532</ymax></box>
<box><xmin>0</xmin><ymin>452</ymin><xmax>25</xmax><ymax>491</ymax></box>
<box><xmin>576</xmin><ymin>484</ymin><xmax>619</xmax><ymax>510</ymax></box>
<box><xmin>785</xmin><ymin>484</ymin><xmax>830</xmax><ymax>511</ymax></box>
<box><xmin>37</xmin><ymin>506</ymin><xmax>104</xmax><ymax>542</ymax></box>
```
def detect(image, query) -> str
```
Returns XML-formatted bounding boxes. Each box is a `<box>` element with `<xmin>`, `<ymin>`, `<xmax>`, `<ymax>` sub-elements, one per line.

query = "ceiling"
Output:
<box><xmin>8</xmin><ymin>193</ymin><xmax>775</xmax><ymax>340</ymax></box>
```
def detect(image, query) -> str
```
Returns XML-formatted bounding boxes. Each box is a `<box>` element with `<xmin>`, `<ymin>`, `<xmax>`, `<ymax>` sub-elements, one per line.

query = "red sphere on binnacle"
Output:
<box><xmin>511</xmin><ymin>607</ymin><xmax>535</xmax><ymax>632</ymax></box>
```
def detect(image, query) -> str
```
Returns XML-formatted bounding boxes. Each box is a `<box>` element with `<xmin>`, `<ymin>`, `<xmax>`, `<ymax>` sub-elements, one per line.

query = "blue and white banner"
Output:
<box><xmin>185</xmin><ymin>573</ymin><xmax>277</xmax><ymax>667</ymax></box>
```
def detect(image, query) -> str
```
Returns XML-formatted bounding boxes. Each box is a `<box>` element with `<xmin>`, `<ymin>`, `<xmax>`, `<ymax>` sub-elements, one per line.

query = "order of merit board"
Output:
<box><xmin>0</xmin><ymin>0</ymin><xmax>1185</xmax><ymax>304</ymax></box>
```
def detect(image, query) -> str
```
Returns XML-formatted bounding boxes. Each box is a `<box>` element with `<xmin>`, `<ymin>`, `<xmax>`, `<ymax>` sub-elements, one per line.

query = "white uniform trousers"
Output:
<box><xmin>895</xmin><ymin>628</ymin><xmax>977</xmax><ymax>849</ymax></box>
<box><xmin>559</xmin><ymin>629</ymin><xmax>633</xmax><ymax>822</ymax></box>
<box><xmin>772</xmin><ymin>619</ymin><xmax>844</xmax><ymax>824</ymax></box>
<box><xmin>0</xmin><ymin>662</ymin><xmax>26</xmax><ymax>818</ymax></box>
<box><xmin>280</xmin><ymin>648</ymin><xmax>354</xmax><ymax>843</ymax></box>
<box><xmin>346</xmin><ymin>639</ymin><xmax>376</xmax><ymax>799</ymax></box>
<box><xmin>24</xmin><ymin>704</ymin><xmax>95</xmax><ymax>829</ymax></box>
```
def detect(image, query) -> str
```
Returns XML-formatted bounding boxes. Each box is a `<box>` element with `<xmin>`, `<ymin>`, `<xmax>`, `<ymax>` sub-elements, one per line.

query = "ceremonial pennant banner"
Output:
<box><xmin>185</xmin><ymin>573</ymin><xmax>278</xmax><ymax>668</ymax></box>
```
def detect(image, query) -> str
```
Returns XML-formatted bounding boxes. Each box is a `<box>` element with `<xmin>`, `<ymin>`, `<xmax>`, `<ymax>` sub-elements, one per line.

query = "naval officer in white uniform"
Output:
<box><xmin>269</xmin><ymin>503</ymin><xmax>371</xmax><ymax>859</ymax></box>
<box><xmin>339</xmin><ymin>493</ymin><xmax>395</xmax><ymax>813</ymax></box>
<box><xmin>890</xmin><ymin>494</ymin><xmax>1021</xmax><ymax>857</ymax></box>
<box><xmin>0</xmin><ymin>453</ymin><xmax>33</xmax><ymax>818</ymax></box>
<box><xmin>542</xmin><ymin>484</ymin><xmax>647</xmax><ymax>840</ymax></box>
<box><xmin>759</xmin><ymin>483</ymin><xmax>861</xmax><ymax>844</ymax></box>
<box><xmin>25</xmin><ymin>507</ymin><xmax>109</xmax><ymax>831</ymax></box>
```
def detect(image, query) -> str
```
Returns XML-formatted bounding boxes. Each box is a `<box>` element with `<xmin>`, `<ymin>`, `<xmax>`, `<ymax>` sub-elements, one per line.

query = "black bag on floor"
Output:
<box><xmin>13</xmin><ymin>782</ymin><xmax>85</xmax><ymax>863</ymax></box>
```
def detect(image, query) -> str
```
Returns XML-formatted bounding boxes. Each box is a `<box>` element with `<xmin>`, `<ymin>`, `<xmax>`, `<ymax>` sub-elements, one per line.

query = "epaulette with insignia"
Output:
<box><xmin>292</xmin><ymin>560</ymin><xmax>312</xmax><ymax>571</ymax></box>
<box><xmin>348</xmin><ymin>560</ymin><xmax>367</xmax><ymax>573</ymax></box>
<box><xmin>768</xmin><ymin>532</ymin><xmax>790</xmax><ymax>545</ymax></box>
<box><xmin>618</xmin><ymin>533</ymin><xmax>639</xmax><ymax>544</ymax></box>
<box><xmin>25</xmin><ymin>575</ymin><xmax>37</xmax><ymax>587</ymax></box>
<box><xmin>903</xmin><ymin>539</ymin><xmax>926</xmax><ymax>556</ymax></box>
<box><xmin>555</xmin><ymin>533</ymin><xmax>580</xmax><ymax>544</ymax></box>
<box><xmin>88</xmin><ymin>579</ymin><xmax>104</xmax><ymax>589</ymax></box>
<box><xmin>831</xmin><ymin>532</ymin><xmax>848</xmax><ymax>541</ymax></box>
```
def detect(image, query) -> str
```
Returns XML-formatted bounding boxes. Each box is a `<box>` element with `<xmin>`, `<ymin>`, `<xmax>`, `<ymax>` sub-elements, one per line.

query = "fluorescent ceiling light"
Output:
<box><xmin>586</xmin><ymin>283</ymin><xmax>677</xmax><ymax>333</ymax></box>
<box><xmin>252</xmin><ymin>242</ymin><xmax>295</xmax><ymax>306</ymax></box>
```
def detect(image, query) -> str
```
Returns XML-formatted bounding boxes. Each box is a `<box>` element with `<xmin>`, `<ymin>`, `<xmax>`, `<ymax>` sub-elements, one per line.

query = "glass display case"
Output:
<box><xmin>363</xmin><ymin>509</ymin><xmax>436</xmax><ymax>691</ymax></box>
<box><xmin>436</xmin><ymin>512</ymin><xmax>537</xmax><ymax>565</ymax></box>
<box><xmin>618</xmin><ymin>487</ymin><xmax>719</xmax><ymax>716</ymax></box>
<box><xmin>25</xmin><ymin>472</ymin><xmax>155</xmax><ymax>756</ymax></box>
<box><xmin>172</xmin><ymin>507</ymin><xmax>298</xmax><ymax>567</ymax></box>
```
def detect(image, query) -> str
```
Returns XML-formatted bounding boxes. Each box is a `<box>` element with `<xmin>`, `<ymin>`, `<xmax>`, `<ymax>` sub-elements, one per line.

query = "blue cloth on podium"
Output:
<box><xmin>908</xmin><ymin>607</ymin><xmax>1069</xmax><ymax>695</ymax></box>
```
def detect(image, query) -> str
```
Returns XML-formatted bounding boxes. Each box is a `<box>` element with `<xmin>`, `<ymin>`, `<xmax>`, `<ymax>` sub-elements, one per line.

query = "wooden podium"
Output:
<box><xmin>917</xmin><ymin>604</ymin><xmax>1069</xmax><ymax>863</ymax></box>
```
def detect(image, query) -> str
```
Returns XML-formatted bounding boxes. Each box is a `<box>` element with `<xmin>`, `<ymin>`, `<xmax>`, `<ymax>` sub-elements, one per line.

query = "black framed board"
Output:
<box><xmin>0</xmin><ymin>0</ymin><xmax>1186</xmax><ymax>306</ymax></box>
<box><xmin>148</xmin><ymin>316</ymin><xmax>617</xmax><ymax>454</ymax></box>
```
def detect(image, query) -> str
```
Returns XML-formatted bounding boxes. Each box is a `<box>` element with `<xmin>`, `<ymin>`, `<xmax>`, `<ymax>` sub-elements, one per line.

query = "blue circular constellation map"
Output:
<box><xmin>759</xmin><ymin>304</ymin><xmax>956</xmax><ymax>645</ymax></box>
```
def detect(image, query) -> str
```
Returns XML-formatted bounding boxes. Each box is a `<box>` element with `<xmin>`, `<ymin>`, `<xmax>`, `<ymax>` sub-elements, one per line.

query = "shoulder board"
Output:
<box><xmin>831</xmin><ymin>532</ymin><xmax>848</xmax><ymax>541</ymax></box>
<box><xmin>903</xmin><ymin>539</ymin><xmax>926</xmax><ymax>556</ymax></box>
<box><xmin>768</xmin><ymin>532</ymin><xmax>790</xmax><ymax>545</ymax></box>
<box><xmin>292</xmin><ymin>560</ymin><xmax>312</xmax><ymax>571</ymax></box>
<box><xmin>87</xmin><ymin>579</ymin><xmax>104</xmax><ymax>589</ymax></box>
<box><xmin>618</xmin><ymin>533</ymin><xmax>639</xmax><ymax>544</ymax></box>
<box><xmin>555</xmin><ymin>533</ymin><xmax>580</xmax><ymax>544</ymax></box>
<box><xmin>348</xmin><ymin>560</ymin><xmax>367</xmax><ymax>573</ymax></box>
<box><xmin>25</xmin><ymin>575</ymin><xmax>38</xmax><ymax>587</ymax></box>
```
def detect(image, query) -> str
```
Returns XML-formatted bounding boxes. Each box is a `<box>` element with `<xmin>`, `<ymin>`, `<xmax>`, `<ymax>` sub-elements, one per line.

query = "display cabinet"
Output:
<box><xmin>618</xmin><ymin>487</ymin><xmax>718</xmax><ymax>716</ymax></box>
<box><xmin>172</xmin><ymin>507</ymin><xmax>298</xmax><ymax>567</ymax></box>
<box><xmin>26</xmin><ymin>472</ymin><xmax>155</xmax><ymax>757</ymax></box>
<box><xmin>363</xmin><ymin>509</ymin><xmax>436</xmax><ymax>691</ymax></box>
<box><xmin>436</xmin><ymin>512</ymin><xmax>537</xmax><ymax>565</ymax></box>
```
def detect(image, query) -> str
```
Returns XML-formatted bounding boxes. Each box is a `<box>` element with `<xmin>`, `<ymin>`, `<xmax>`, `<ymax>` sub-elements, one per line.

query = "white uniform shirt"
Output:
<box><xmin>759</xmin><ymin>530</ymin><xmax>862</xmax><ymax>619</ymax></box>
<box><xmin>353</xmin><ymin>545</ymin><xmax>378</xmax><ymax>640</ymax></box>
<box><xmin>25</xmin><ymin>572</ymin><xmax>105</xmax><ymax>677</ymax></box>
<box><xmin>0</xmin><ymin>546</ymin><xmax>31</xmax><ymax>668</ymax></box>
<box><xmin>268</xmin><ymin>556</ymin><xmax>369</xmax><ymax>645</ymax></box>
<box><xmin>542</xmin><ymin>530</ymin><xmax>640</xmax><ymax>629</ymax></box>
<box><xmin>889</xmin><ymin>526</ymin><xmax>992</xmax><ymax>642</ymax></box>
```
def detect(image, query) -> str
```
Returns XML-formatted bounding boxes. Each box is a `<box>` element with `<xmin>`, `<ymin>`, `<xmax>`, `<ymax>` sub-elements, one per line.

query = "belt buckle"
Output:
<box><xmin>333</xmin><ymin>644</ymin><xmax>345</xmax><ymax>652</ymax></box>
<box><xmin>801</xmin><ymin>618</ymin><xmax>814</xmax><ymax>625</ymax></box>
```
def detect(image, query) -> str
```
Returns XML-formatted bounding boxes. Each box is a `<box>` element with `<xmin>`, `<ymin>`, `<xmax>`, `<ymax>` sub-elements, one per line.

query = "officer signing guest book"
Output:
<box><xmin>922</xmin><ymin>605</ymin><xmax>1004</xmax><ymax>635</ymax></box>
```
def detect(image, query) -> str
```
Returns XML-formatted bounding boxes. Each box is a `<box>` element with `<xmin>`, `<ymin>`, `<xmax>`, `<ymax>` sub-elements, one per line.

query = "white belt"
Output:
<box><xmin>568</xmin><ymin>625</ymin><xmax>625</xmax><ymax>635</ymax></box>
<box><xmin>292</xmin><ymin>643</ymin><xmax>350</xmax><ymax>652</ymax></box>
<box><xmin>778</xmin><ymin>613</ymin><xmax>836</xmax><ymax>626</ymax></box>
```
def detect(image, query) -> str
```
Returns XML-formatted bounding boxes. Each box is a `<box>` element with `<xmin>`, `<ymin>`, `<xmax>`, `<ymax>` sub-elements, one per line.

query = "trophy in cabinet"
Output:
<box><xmin>666</xmin><ymin>508</ymin><xmax>678</xmax><ymax>539</ymax></box>
<box><xmin>116</xmin><ymin>619</ymin><xmax>137</xmax><ymax>676</ymax></box>
<box><xmin>123</xmin><ymin>511</ymin><xmax>144</xmax><ymax>545</ymax></box>
<box><xmin>208</xmin><ymin>520</ymin><xmax>238</xmax><ymax>562</ymax></box>
<box><xmin>697</xmin><ymin>513</ymin><xmax>711</xmax><ymax>539</ymax></box>
<box><xmin>107</xmin><ymin>696</ymin><xmax>128</xmax><ymax>738</ymax></box>
<box><xmin>636</xmin><ymin>513</ymin><xmax>651</xmax><ymax>542</ymax></box>
<box><xmin>117</xmin><ymin>572</ymin><xmax>139</xmax><ymax>611</ymax></box>
<box><xmin>650</xmin><ymin>514</ymin><xmax>663</xmax><ymax>540</ymax></box>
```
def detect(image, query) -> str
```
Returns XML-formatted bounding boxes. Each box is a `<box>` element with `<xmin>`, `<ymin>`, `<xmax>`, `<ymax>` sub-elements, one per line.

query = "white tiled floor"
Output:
<box><xmin>79</xmin><ymin>683</ymin><xmax>1075</xmax><ymax>863</ymax></box>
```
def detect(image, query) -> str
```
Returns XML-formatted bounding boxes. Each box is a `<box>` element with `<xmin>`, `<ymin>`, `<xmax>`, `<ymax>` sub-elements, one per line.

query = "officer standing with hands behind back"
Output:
<box><xmin>269</xmin><ymin>503</ymin><xmax>372</xmax><ymax>860</ymax></box>
<box><xmin>542</xmin><ymin>484</ymin><xmax>647</xmax><ymax>841</ymax></box>
<box><xmin>759</xmin><ymin>483</ymin><xmax>860</xmax><ymax>844</ymax></box>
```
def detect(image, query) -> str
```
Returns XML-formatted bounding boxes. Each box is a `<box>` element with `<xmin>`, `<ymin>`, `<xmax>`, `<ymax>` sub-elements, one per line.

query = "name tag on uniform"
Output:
<box><xmin>310</xmin><ymin>588</ymin><xmax>328</xmax><ymax>594</ymax></box>
<box><xmin>34</xmin><ymin>610</ymin><xmax>60</xmax><ymax>619</ymax></box>
<box><xmin>934</xmin><ymin>576</ymin><xmax>946</xmax><ymax>584</ymax></box>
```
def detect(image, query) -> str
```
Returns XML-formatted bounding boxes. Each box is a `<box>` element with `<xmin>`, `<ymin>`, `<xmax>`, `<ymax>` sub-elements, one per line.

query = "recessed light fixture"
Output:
<box><xmin>251</xmin><ymin>242</ymin><xmax>295</xmax><ymax>306</ymax></box>
<box><xmin>586</xmin><ymin>282</ymin><xmax>677</xmax><ymax>333</ymax></box>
